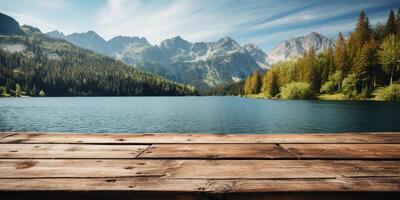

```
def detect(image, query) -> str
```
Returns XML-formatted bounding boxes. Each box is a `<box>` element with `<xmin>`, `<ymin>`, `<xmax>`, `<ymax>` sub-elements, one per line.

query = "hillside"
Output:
<box><xmin>0</xmin><ymin>13</ymin><xmax>197</xmax><ymax>97</ymax></box>
<box><xmin>0</xmin><ymin>12</ymin><xmax>25</xmax><ymax>36</ymax></box>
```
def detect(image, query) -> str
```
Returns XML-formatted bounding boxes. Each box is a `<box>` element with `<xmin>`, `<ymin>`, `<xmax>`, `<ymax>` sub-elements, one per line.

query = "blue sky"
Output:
<box><xmin>0</xmin><ymin>0</ymin><xmax>399</xmax><ymax>51</ymax></box>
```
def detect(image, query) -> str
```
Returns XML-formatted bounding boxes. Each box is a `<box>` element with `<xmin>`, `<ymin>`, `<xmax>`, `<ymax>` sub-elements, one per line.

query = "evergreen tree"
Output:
<box><xmin>253</xmin><ymin>71</ymin><xmax>262</xmax><ymax>94</ymax></box>
<box><xmin>318</xmin><ymin>47</ymin><xmax>335</xmax><ymax>83</ymax></box>
<box><xmin>263</xmin><ymin>68</ymin><xmax>279</xmax><ymax>97</ymax></box>
<box><xmin>384</xmin><ymin>10</ymin><xmax>397</xmax><ymax>37</ymax></box>
<box><xmin>244</xmin><ymin>71</ymin><xmax>262</xmax><ymax>95</ymax></box>
<box><xmin>395</xmin><ymin>7</ymin><xmax>400</xmax><ymax>36</ymax></box>
<box><xmin>302</xmin><ymin>48</ymin><xmax>319</xmax><ymax>92</ymax></box>
<box><xmin>334</xmin><ymin>32</ymin><xmax>350</xmax><ymax>75</ymax></box>
<box><xmin>349</xmin><ymin>11</ymin><xmax>371</xmax><ymax>62</ymax></box>
<box><xmin>353</xmin><ymin>40</ymin><xmax>377</xmax><ymax>93</ymax></box>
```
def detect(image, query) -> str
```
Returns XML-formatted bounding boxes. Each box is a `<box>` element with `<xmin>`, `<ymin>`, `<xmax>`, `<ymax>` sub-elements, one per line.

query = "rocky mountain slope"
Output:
<box><xmin>0</xmin><ymin>12</ymin><xmax>25</xmax><ymax>36</ymax></box>
<box><xmin>47</xmin><ymin>31</ymin><xmax>268</xmax><ymax>88</ymax></box>
<box><xmin>46</xmin><ymin>29</ymin><xmax>334</xmax><ymax>88</ymax></box>
<box><xmin>267</xmin><ymin>32</ymin><xmax>335</xmax><ymax>64</ymax></box>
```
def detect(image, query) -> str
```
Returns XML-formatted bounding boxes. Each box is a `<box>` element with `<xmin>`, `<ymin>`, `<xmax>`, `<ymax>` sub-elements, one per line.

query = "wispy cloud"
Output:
<box><xmin>1</xmin><ymin>0</ymin><xmax>398</xmax><ymax>51</ymax></box>
<box><xmin>96</xmin><ymin>0</ymin><xmax>261</xmax><ymax>44</ymax></box>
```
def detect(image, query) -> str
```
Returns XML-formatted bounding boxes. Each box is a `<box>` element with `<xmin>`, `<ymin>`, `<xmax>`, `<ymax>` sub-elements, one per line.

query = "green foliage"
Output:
<box><xmin>212</xmin><ymin>8</ymin><xmax>400</xmax><ymax>101</ymax></box>
<box><xmin>243</xmin><ymin>71</ymin><xmax>262</xmax><ymax>95</ymax></box>
<box><xmin>201</xmin><ymin>81</ymin><xmax>244</xmax><ymax>96</ymax></box>
<box><xmin>262</xmin><ymin>68</ymin><xmax>279</xmax><ymax>97</ymax></box>
<box><xmin>378</xmin><ymin>34</ymin><xmax>400</xmax><ymax>85</ymax></box>
<box><xmin>342</xmin><ymin>74</ymin><xmax>359</xmax><ymax>98</ymax></box>
<box><xmin>353</xmin><ymin>39</ymin><xmax>378</xmax><ymax>92</ymax></box>
<box><xmin>280</xmin><ymin>82</ymin><xmax>314</xmax><ymax>100</ymax></box>
<box><xmin>375</xmin><ymin>84</ymin><xmax>400</xmax><ymax>101</ymax></box>
<box><xmin>39</xmin><ymin>90</ymin><xmax>46</xmax><ymax>97</ymax></box>
<box><xmin>0</xmin><ymin>35</ymin><xmax>198</xmax><ymax>96</ymax></box>
<box><xmin>334</xmin><ymin>32</ymin><xmax>351</xmax><ymax>74</ymax></box>
<box><xmin>15</xmin><ymin>83</ymin><xmax>22</xmax><ymax>97</ymax></box>
<box><xmin>385</xmin><ymin>10</ymin><xmax>397</xmax><ymax>37</ymax></box>
<box><xmin>396</xmin><ymin>8</ymin><xmax>400</xmax><ymax>36</ymax></box>
<box><xmin>320</xmin><ymin>81</ymin><xmax>336</xmax><ymax>94</ymax></box>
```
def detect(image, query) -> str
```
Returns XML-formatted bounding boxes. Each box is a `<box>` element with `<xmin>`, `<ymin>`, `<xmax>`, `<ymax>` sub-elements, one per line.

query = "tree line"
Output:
<box><xmin>242</xmin><ymin>8</ymin><xmax>400</xmax><ymax>100</ymax></box>
<box><xmin>0</xmin><ymin>35</ymin><xmax>198</xmax><ymax>97</ymax></box>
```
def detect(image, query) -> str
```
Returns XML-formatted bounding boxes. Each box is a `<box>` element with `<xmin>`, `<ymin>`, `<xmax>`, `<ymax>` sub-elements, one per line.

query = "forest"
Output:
<box><xmin>0</xmin><ymin>35</ymin><xmax>197</xmax><ymax>97</ymax></box>
<box><xmin>241</xmin><ymin>8</ymin><xmax>400</xmax><ymax>101</ymax></box>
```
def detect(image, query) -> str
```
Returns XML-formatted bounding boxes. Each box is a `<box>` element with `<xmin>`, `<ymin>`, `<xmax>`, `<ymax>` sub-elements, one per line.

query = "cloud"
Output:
<box><xmin>1</xmin><ymin>0</ymin><xmax>397</xmax><ymax>51</ymax></box>
<box><xmin>96</xmin><ymin>0</ymin><xmax>264</xmax><ymax>44</ymax></box>
<box><xmin>249</xmin><ymin>0</ymin><xmax>393</xmax><ymax>32</ymax></box>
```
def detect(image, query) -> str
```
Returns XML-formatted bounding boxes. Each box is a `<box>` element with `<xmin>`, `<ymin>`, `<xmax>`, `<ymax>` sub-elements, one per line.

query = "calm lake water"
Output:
<box><xmin>1</xmin><ymin>96</ymin><xmax>400</xmax><ymax>134</ymax></box>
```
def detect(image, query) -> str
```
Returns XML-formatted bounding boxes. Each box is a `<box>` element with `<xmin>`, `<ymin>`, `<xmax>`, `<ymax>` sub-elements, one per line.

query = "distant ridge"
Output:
<box><xmin>267</xmin><ymin>32</ymin><xmax>335</xmax><ymax>64</ymax></box>
<box><xmin>0</xmin><ymin>12</ymin><xmax>25</xmax><ymax>36</ymax></box>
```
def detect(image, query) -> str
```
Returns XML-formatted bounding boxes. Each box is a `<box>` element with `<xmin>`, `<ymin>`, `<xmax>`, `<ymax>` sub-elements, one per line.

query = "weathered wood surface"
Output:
<box><xmin>1</xmin><ymin>132</ymin><xmax>400</xmax><ymax>144</ymax></box>
<box><xmin>0</xmin><ymin>132</ymin><xmax>400</xmax><ymax>199</ymax></box>
<box><xmin>0</xmin><ymin>144</ymin><xmax>149</xmax><ymax>159</ymax></box>
<box><xmin>281</xmin><ymin>144</ymin><xmax>400</xmax><ymax>159</ymax></box>
<box><xmin>2</xmin><ymin>159</ymin><xmax>400</xmax><ymax>178</ymax></box>
<box><xmin>139</xmin><ymin>144</ymin><xmax>295</xmax><ymax>159</ymax></box>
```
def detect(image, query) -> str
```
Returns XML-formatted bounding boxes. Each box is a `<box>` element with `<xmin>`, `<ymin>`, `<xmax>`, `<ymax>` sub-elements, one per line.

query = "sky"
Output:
<box><xmin>0</xmin><ymin>0</ymin><xmax>399</xmax><ymax>51</ymax></box>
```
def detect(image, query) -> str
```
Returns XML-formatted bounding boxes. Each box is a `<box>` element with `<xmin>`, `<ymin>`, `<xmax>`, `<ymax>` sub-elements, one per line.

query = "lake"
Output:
<box><xmin>0</xmin><ymin>96</ymin><xmax>400</xmax><ymax>134</ymax></box>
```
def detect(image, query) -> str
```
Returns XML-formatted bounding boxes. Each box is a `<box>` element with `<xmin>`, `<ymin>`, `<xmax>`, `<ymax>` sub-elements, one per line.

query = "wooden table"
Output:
<box><xmin>1</xmin><ymin>132</ymin><xmax>400</xmax><ymax>199</ymax></box>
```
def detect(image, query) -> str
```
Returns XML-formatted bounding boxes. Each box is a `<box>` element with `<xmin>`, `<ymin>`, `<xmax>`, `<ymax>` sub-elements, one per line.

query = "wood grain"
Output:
<box><xmin>281</xmin><ymin>144</ymin><xmax>400</xmax><ymax>159</ymax></box>
<box><xmin>0</xmin><ymin>144</ymin><xmax>149</xmax><ymax>159</ymax></box>
<box><xmin>1</xmin><ymin>132</ymin><xmax>400</xmax><ymax>144</ymax></box>
<box><xmin>138</xmin><ymin>144</ymin><xmax>295</xmax><ymax>159</ymax></box>
<box><xmin>1</xmin><ymin>159</ymin><xmax>400</xmax><ymax>179</ymax></box>
<box><xmin>1</xmin><ymin>132</ymin><xmax>400</xmax><ymax>197</ymax></box>
<box><xmin>1</xmin><ymin>177</ymin><xmax>399</xmax><ymax>192</ymax></box>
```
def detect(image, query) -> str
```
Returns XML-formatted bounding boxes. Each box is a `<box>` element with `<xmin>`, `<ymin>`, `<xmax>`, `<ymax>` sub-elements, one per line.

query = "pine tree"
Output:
<box><xmin>318</xmin><ymin>47</ymin><xmax>335</xmax><ymax>83</ymax></box>
<box><xmin>243</xmin><ymin>71</ymin><xmax>262</xmax><ymax>95</ymax></box>
<box><xmin>334</xmin><ymin>32</ymin><xmax>350</xmax><ymax>75</ymax></box>
<box><xmin>302</xmin><ymin>48</ymin><xmax>319</xmax><ymax>92</ymax></box>
<box><xmin>396</xmin><ymin>7</ymin><xmax>400</xmax><ymax>36</ymax></box>
<box><xmin>353</xmin><ymin>40</ymin><xmax>376</xmax><ymax>92</ymax></box>
<box><xmin>384</xmin><ymin>10</ymin><xmax>396</xmax><ymax>37</ymax></box>
<box><xmin>244</xmin><ymin>73</ymin><xmax>253</xmax><ymax>95</ymax></box>
<box><xmin>263</xmin><ymin>68</ymin><xmax>279</xmax><ymax>97</ymax></box>
<box><xmin>349</xmin><ymin>11</ymin><xmax>372</xmax><ymax>62</ymax></box>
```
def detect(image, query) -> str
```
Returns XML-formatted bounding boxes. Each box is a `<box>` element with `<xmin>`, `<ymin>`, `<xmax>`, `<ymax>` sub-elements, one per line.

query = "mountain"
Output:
<box><xmin>66</xmin><ymin>31</ymin><xmax>107</xmax><ymax>54</ymax></box>
<box><xmin>0</xmin><ymin>13</ymin><xmax>197</xmax><ymax>96</ymax></box>
<box><xmin>122</xmin><ymin>36</ymin><xmax>264</xmax><ymax>87</ymax></box>
<box><xmin>47</xmin><ymin>31</ymin><xmax>151</xmax><ymax>57</ymax></box>
<box><xmin>47</xmin><ymin>30</ymin><xmax>268</xmax><ymax>88</ymax></box>
<box><xmin>20</xmin><ymin>25</ymin><xmax>42</xmax><ymax>35</ymax></box>
<box><xmin>267</xmin><ymin>32</ymin><xmax>335</xmax><ymax>64</ymax></box>
<box><xmin>243</xmin><ymin>43</ymin><xmax>269</xmax><ymax>68</ymax></box>
<box><xmin>46</xmin><ymin>30</ymin><xmax>66</xmax><ymax>39</ymax></box>
<box><xmin>0</xmin><ymin>12</ymin><xmax>25</xmax><ymax>36</ymax></box>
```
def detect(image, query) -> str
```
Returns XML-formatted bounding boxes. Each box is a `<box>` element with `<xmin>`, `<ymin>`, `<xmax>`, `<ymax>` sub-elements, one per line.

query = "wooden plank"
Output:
<box><xmin>0</xmin><ymin>177</ymin><xmax>399</xmax><ymax>192</ymax></box>
<box><xmin>1</xmin><ymin>132</ymin><xmax>400</xmax><ymax>144</ymax></box>
<box><xmin>164</xmin><ymin>160</ymin><xmax>400</xmax><ymax>179</ymax></box>
<box><xmin>138</xmin><ymin>144</ymin><xmax>295</xmax><ymax>159</ymax></box>
<box><xmin>1</xmin><ymin>159</ymin><xmax>399</xmax><ymax>179</ymax></box>
<box><xmin>0</xmin><ymin>144</ymin><xmax>149</xmax><ymax>159</ymax></box>
<box><xmin>0</xmin><ymin>191</ymin><xmax>207</xmax><ymax>200</ymax></box>
<box><xmin>224</xmin><ymin>192</ymin><xmax>400</xmax><ymax>200</ymax></box>
<box><xmin>281</xmin><ymin>144</ymin><xmax>400</xmax><ymax>159</ymax></box>
<box><xmin>0</xmin><ymin>159</ymin><xmax>168</xmax><ymax>178</ymax></box>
